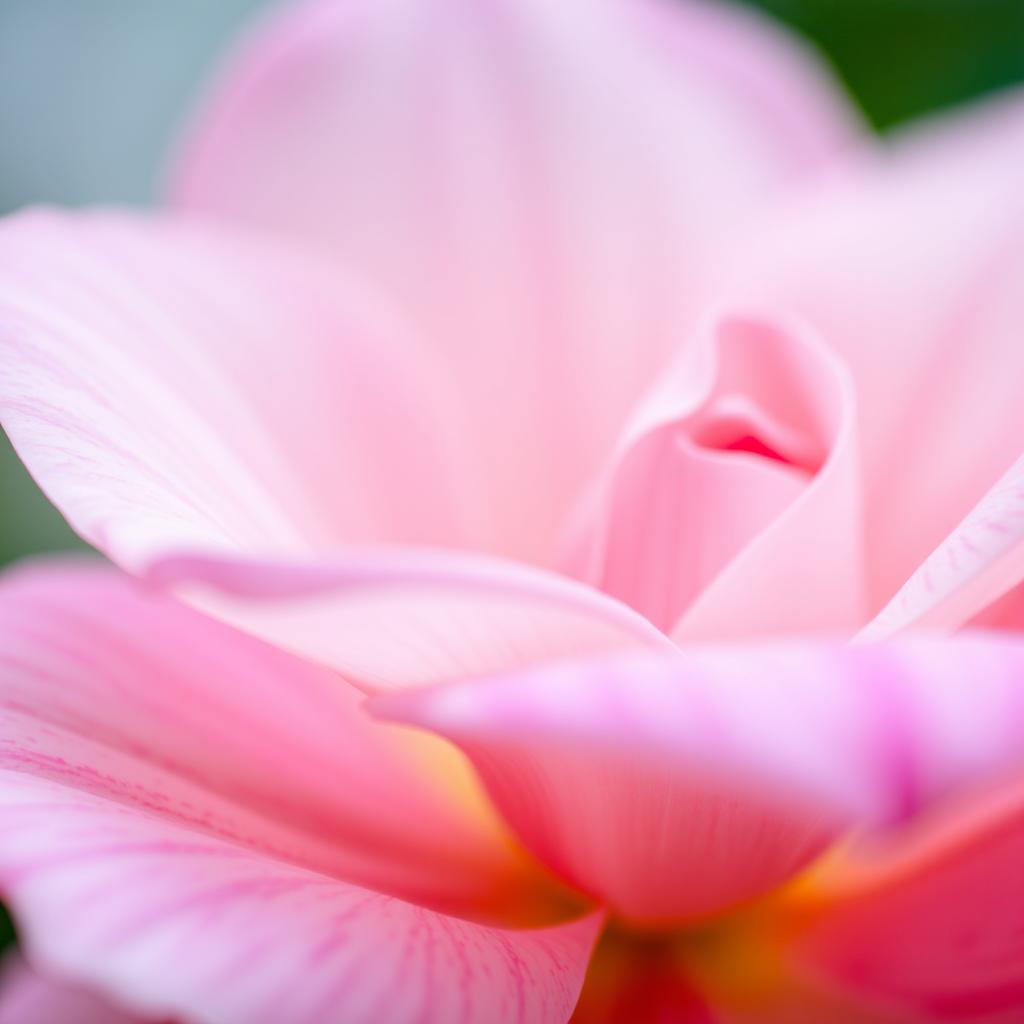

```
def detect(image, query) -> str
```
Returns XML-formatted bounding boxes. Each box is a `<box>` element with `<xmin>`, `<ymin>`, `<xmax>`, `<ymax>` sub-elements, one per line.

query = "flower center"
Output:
<box><xmin>570</xmin><ymin>855</ymin><xmax>851</xmax><ymax>1024</ymax></box>
<box><xmin>685</xmin><ymin>400</ymin><xmax>825</xmax><ymax>476</ymax></box>
<box><xmin>561</xmin><ymin>314</ymin><xmax>850</xmax><ymax>633</ymax></box>
<box><xmin>571</xmin><ymin>924</ymin><xmax>718</xmax><ymax>1023</ymax></box>
<box><xmin>571</xmin><ymin>908</ymin><xmax>799</xmax><ymax>1024</ymax></box>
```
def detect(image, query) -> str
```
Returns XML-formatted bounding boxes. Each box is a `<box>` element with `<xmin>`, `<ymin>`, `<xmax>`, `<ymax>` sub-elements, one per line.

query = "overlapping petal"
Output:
<box><xmin>375</xmin><ymin>635</ymin><xmax>1024</xmax><ymax>925</ymax></box>
<box><xmin>0</xmin><ymin>208</ymin><xmax>469</xmax><ymax>563</ymax></box>
<box><xmin>863</xmin><ymin>455</ymin><xmax>1024</xmax><ymax>639</ymax></box>
<box><xmin>787</xmin><ymin>778</ymin><xmax>1024</xmax><ymax>1022</ymax></box>
<box><xmin>715</xmin><ymin>92</ymin><xmax>1024</xmax><ymax>619</ymax></box>
<box><xmin>171</xmin><ymin>0</ymin><xmax>860</xmax><ymax>563</ymax></box>
<box><xmin>0</xmin><ymin>773</ymin><xmax>600</xmax><ymax>1024</ymax></box>
<box><xmin>2</xmin><ymin>3</ymin><xmax>1021</xmax><ymax>1021</ymax></box>
<box><xmin>0</xmin><ymin>210</ymin><xmax>671</xmax><ymax>692</ymax></box>
<box><xmin>565</xmin><ymin>312</ymin><xmax>864</xmax><ymax>637</ymax></box>
<box><xmin>0</xmin><ymin>560</ymin><xmax>569</xmax><ymax>921</ymax></box>
<box><xmin>151</xmin><ymin>548</ymin><xmax>673</xmax><ymax>693</ymax></box>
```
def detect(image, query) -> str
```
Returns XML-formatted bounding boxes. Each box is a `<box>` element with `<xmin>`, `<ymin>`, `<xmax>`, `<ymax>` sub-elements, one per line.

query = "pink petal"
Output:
<box><xmin>151</xmin><ymin>546</ymin><xmax>672</xmax><ymax>692</ymax></box>
<box><xmin>714</xmin><ymin>91</ymin><xmax>1024</xmax><ymax>619</ymax></box>
<box><xmin>0</xmin><ymin>957</ymin><xmax>152</xmax><ymax>1024</ymax></box>
<box><xmin>374</xmin><ymin>635</ymin><xmax>1024</xmax><ymax>925</ymax></box>
<box><xmin>791</xmin><ymin>778</ymin><xmax>1024</xmax><ymax>1022</ymax></box>
<box><xmin>966</xmin><ymin>578</ymin><xmax>1024</xmax><ymax>632</ymax></box>
<box><xmin>0</xmin><ymin>560</ymin><xmax>569</xmax><ymax>922</ymax></box>
<box><xmin>0</xmin><ymin>208</ymin><xmax>467</xmax><ymax>565</ymax></box>
<box><xmin>171</xmin><ymin>0</ymin><xmax>861</xmax><ymax>564</ymax></box>
<box><xmin>862</xmin><ymin>455</ymin><xmax>1024</xmax><ymax>639</ymax></box>
<box><xmin>0</xmin><ymin>773</ymin><xmax>600</xmax><ymax>1024</ymax></box>
<box><xmin>0</xmin><ymin>209</ymin><xmax>670</xmax><ymax>691</ymax></box>
<box><xmin>564</xmin><ymin>312</ymin><xmax>864</xmax><ymax>636</ymax></box>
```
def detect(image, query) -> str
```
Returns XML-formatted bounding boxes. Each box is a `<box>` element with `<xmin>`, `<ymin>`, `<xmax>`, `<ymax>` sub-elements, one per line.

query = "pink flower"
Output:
<box><xmin>1</xmin><ymin>0</ymin><xmax>1024</xmax><ymax>1021</ymax></box>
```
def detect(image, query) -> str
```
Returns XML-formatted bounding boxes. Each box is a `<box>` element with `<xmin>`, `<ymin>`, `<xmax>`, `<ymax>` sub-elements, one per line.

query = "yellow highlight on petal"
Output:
<box><xmin>382</xmin><ymin>718</ymin><xmax>589</xmax><ymax>925</ymax></box>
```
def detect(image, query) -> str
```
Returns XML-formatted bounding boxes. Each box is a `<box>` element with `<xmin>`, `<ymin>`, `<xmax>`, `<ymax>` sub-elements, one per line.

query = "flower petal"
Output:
<box><xmin>967</xmin><ymin>578</ymin><xmax>1024</xmax><ymax>632</ymax></box>
<box><xmin>0</xmin><ymin>209</ymin><xmax>670</xmax><ymax>691</ymax></box>
<box><xmin>154</xmin><ymin>547</ymin><xmax>672</xmax><ymax>693</ymax></box>
<box><xmin>374</xmin><ymin>635</ymin><xmax>1024</xmax><ymax>925</ymax></box>
<box><xmin>862</xmin><ymin>455</ymin><xmax>1024</xmax><ymax>639</ymax></box>
<box><xmin>564</xmin><ymin>312</ymin><xmax>864</xmax><ymax>637</ymax></box>
<box><xmin>789</xmin><ymin>778</ymin><xmax>1024</xmax><ymax>1022</ymax></box>
<box><xmin>0</xmin><ymin>560</ymin><xmax>570</xmax><ymax>922</ymax></box>
<box><xmin>715</xmin><ymin>91</ymin><xmax>1024</xmax><ymax>618</ymax></box>
<box><xmin>0</xmin><ymin>773</ymin><xmax>600</xmax><ymax>1024</ymax></box>
<box><xmin>0</xmin><ymin>207</ymin><xmax>467</xmax><ymax>565</ymax></box>
<box><xmin>0</xmin><ymin>957</ymin><xmax>151</xmax><ymax>1024</ymax></box>
<box><xmin>171</xmin><ymin>0</ymin><xmax>860</xmax><ymax>563</ymax></box>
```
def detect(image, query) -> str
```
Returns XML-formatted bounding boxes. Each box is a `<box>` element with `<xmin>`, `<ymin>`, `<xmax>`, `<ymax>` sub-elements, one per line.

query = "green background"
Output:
<box><xmin>1</xmin><ymin>0</ymin><xmax>1023</xmax><ymax>957</ymax></box>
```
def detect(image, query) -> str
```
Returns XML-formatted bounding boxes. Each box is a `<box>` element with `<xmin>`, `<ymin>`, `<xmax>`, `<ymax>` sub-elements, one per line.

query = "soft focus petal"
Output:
<box><xmin>0</xmin><ymin>207</ymin><xmax>467</xmax><ymax>565</ymax></box>
<box><xmin>172</xmin><ymin>0</ymin><xmax>860</xmax><ymax>563</ymax></box>
<box><xmin>374</xmin><ymin>635</ymin><xmax>1024</xmax><ymax>925</ymax></box>
<box><xmin>0</xmin><ymin>957</ymin><xmax>152</xmax><ymax>1024</ymax></box>
<box><xmin>566</xmin><ymin>312</ymin><xmax>864</xmax><ymax>636</ymax></box>
<box><xmin>715</xmin><ymin>91</ymin><xmax>1024</xmax><ymax>618</ymax></box>
<box><xmin>0</xmin><ymin>773</ymin><xmax>600</xmax><ymax>1024</ymax></box>
<box><xmin>966</xmin><ymin>578</ymin><xmax>1024</xmax><ymax>632</ymax></box>
<box><xmin>863</xmin><ymin>455</ymin><xmax>1024</xmax><ymax>639</ymax></box>
<box><xmin>788</xmin><ymin>778</ymin><xmax>1024</xmax><ymax>1022</ymax></box>
<box><xmin>0</xmin><ymin>209</ymin><xmax>670</xmax><ymax>691</ymax></box>
<box><xmin>0</xmin><ymin>560</ymin><xmax>568</xmax><ymax>922</ymax></box>
<box><xmin>153</xmin><ymin>547</ymin><xmax>672</xmax><ymax>692</ymax></box>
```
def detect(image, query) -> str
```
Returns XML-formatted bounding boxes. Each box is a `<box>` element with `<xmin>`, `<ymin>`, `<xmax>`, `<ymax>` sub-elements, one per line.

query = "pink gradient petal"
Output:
<box><xmin>0</xmin><ymin>957</ymin><xmax>153</xmax><ymax>1024</ymax></box>
<box><xmin>171</xmin><ymin>0</ymin><xmax>860</xmax><ymax>564</ymax></box>
<box><xmin>565</xmin><ymin>312</ymin><xmax>864</xmax><ymax>637</ymax></box>
<box><xmin>374</xmin><ymin>635</ymin><xmax>1024</xmax><ymax>925</ymax></box>
<box><xmin>966</xmin><ymin>579</ymin><xmax>1024</xmax><ymax>632</ymax></box>
<box><xmin>152</xmin><ymin>546</ymin><xmax>673</xmax><ymax>693</ymax></box>
<box><xmin>0</xmin><ymin>209</ymin><xmax>671</xmax><ymax>692</ymax></box>
<box><xmin>0</xmin><ymin>207</ymin><xmax>468</xmax><ymax>564</ymax></box>
<box><xmin>792</xmin><ymin>778</ymin><xmax>1024</xmax><ymax>1022</ymax></box>
<box><xmin>862</xmin><ymin>455</ymin><xmax>1024</xmax><ymax>640</ymax></box>
<box><xmin>0</xmin><ymin>560</ymin><xmax>569</xmax><ymax>922</ymax></box>
<box><xmin>715</xmin><ymin>91</ymin><xmax>1024</xmax><ymax>619</ymax></box>
<box><xmin>0</xmin><ymin>773</ymin><xmax>601</xmax><ymax>1024</ymax></box>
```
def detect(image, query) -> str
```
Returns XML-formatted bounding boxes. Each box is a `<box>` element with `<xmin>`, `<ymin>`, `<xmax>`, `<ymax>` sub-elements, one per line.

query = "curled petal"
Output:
<box><xmin>565</xmin><ymin>312</ymin><xmax>864</xmax><ymax>637</ymax></box>
<box><xmin>716</xmin><ymin>92</ymin><xmax>1024</xmax><ymax>616</ymax></box>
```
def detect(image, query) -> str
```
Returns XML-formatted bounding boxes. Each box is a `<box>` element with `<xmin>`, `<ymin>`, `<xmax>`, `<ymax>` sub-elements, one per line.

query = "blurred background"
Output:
<box><xmin>0</xmin><ymin>0</ymin><xmax>1023</xmax><ymax>953</ymax></box>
